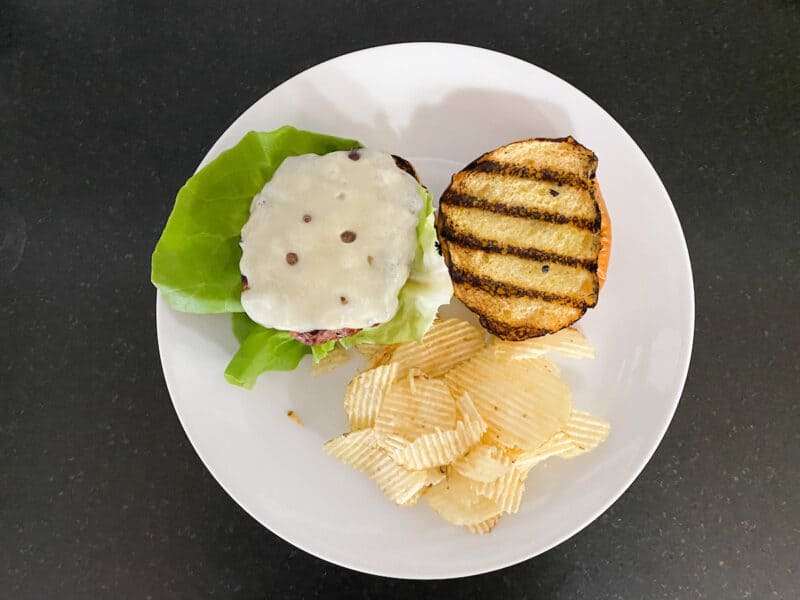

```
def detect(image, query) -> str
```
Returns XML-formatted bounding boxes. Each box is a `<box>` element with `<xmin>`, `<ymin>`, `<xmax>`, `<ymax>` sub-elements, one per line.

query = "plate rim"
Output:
<box><xmin>155</xmin><ymin>41</ymin><xmax>695</xmax><ymax>579</ymax></box>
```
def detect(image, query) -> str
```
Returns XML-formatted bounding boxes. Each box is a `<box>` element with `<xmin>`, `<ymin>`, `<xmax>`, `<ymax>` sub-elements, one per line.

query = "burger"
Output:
<box><xmin>240</xmin><ymin>148</ymin><xmax>430</xmax><ymax>346</ymax></box>
<box><xmin>152</xmin><ymin>126</ymin><xmax>452</xmax><ymax>388</ymax></box>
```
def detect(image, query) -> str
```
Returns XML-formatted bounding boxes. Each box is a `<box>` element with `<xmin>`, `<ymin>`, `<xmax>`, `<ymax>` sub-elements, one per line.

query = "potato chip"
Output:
<box><xmin>362</xmin><ymin>343</ymin><xmax>399</xmax><ymax>369</ymax></box>
<box><xmin>377</xmin><ymin>432</ymin><xmax>411</xmax><ymax>454</ymax></box>
<box><xmin>387</xmin><ymin>412</ymin><xmax>486</xmax><ymax>470</ymax></box>
<box><xmin>492</xmin><ymin>327</ymin><xmax>595</xmax><ymax>360</ymax></box>
<box><xmin>490</xmin><ymin>342</ymin><xmax>539</xmax><ymax>362</ymax></box>
<box><xmin>528</xmin><ymin>356</ymin><xmax>561</xmax><ymax>377</ymax></box>
<box><xmin>343</xmin><ymin>363</ymin><xmax>398</xmax><ymax>430</ymax></box>
<box><xmin>489</xmin><ymin>349</ymin><xmax>562</xmax><ymax>379</ymax></box>
<box><xmin>512</xmin><ymin>432</ymin><xmax>579</xmax><ymax>473</ymax></box>
<box><xmin>451</xmin><ymin>444</ymin><xmax>512</xmax><ymax>483</ymax></box>
<box><xmin>398</xmin><ymin>468</ymin><xmax>447</xmax><ymax>506</ymax></box>
<box><xmin>425</xmin><ymin>470</ymin><xmax>502</xmax><ymax>526</ymax></box>
<box><xmin>398</xmin><ymin>489</ymin><xmax>425</xmax><ymax>507</ymax></box>
<box><xmin>375</xmin><ymin>373</ymin><xmax>456</xmax><ymax>440</ymax></box>
<box><xmin>467</xmin><ymin>515</ymin><xmax>501</xmax><ymax>535</ymax></box>
<box><xmin>480</xmin><ymin>429</ymin><xmax>503</xmax><ymax>446</ymax></box>
<box><xmin>562</xmin><ymin>410</ymin><xmax>611</xmax><ymax>452</ymax></box>
<box><xmin>354</xmin><ymin>343</ymin><xmax>381</xmax><ymax>360</ymax></box>
<box><xmin>489</xmin><ymin>354</ymin><xmax>561</xmax><ymax>377</ymax></box>
<box><xmin>454</xmin><ymin>390</ymin><xmax>486</xmax><ymax>427</ymax></box>
<box><xmin>445</xmin><ymin>349</ymin><xmax>572</xmax><ymax>450</ymax></box>
<box><xmin>558</xmin><ymin>445</ymin><xmax>585</xmax><ymax>459</ymax></box>
<box><xmin>311</xmin><ymin>345</ymin><xmax>351</xmax><ymax>376</ymax></box>
<box><xmin>389</xmin><ymin>318</ymin><xmax>485</xmax><ymax>379</ymax></box>
<box><xmin>324</xmin><ymin>429</ymin><xmax>429</xmax><ymax>505</ymax></box>
<box><xmin>330</xmin><ymin>316</ymin><xmax>608</xmax><ymax>534</ymax></box>
<box><xmin>541</xmin><ymin>327</ymin><xmax>596</xmax><ymax>358</ymax></box>
<box><xmin>474</xmin><ymin>466</ymin><xmax>526</xmax><ymax>514</ymax></box>
<box><xmin>425</xmin><ymin>466</ymin><xmax>448</xmax><ymax>487</ymax></box>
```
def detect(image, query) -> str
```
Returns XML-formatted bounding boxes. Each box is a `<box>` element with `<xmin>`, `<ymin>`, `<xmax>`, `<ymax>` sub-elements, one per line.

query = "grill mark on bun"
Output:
<box><xmin>447</xmin><ymin>265</ymin><xmax>592</xmax><ymax>308</ymax></box>
<box><xmin>437</xmin><ymin>214</ymin><xmax>598</xmax><ymax>270</ymax></box>
<box><xmin>440</xmin><ymin>189</ymin><xmax>600</xmax><ymax>232</ymax></box>
<box><xmin>462</xmin><ymin>160</ymin><xmax>592</xmax><ymax>191</ymax></box>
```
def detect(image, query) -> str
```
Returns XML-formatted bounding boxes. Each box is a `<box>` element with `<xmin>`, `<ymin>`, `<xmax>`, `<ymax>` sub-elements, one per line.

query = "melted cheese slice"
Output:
<box><xmin>239</xmin><ymin>148</ymin><xmax>422</xmax><ymax>332</ymax></box>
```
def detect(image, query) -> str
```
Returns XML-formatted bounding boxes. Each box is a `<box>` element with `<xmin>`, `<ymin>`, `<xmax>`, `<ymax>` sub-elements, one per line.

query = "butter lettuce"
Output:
<box><xmin>226</xmin><ymin>312</ymin><xmax>311</xmax><ymax>389</ymax></box>
<box><xmin>231</xmin><ymin>311</ymin><xmax>261</xmax><ymax>344</ymax></box>
<box><xmin>224</xmin><ymin>328</ymin><xmax>311</xmax><ymax>388</ymax></box>
<box><xmin>152</xmin><ymin>126</ymin><xmax>452</xmax><ymax>388</ymax></box>
<box><xmin>311</xmin><ymin>340</ymin><xmax>338</xmax><ymax>362</ymax></box>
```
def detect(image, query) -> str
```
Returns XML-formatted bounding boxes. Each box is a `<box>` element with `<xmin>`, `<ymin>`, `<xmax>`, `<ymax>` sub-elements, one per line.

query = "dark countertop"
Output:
<box><xmin>2</xmin><ymin>2</ymin><xmax>798</xmax><ymax>598</ymax></box>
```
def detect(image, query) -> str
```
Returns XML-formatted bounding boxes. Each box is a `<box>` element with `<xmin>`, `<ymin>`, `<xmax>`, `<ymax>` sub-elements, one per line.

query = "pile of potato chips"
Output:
<box><xmin>323</xmin><ymin>318</ymin><xmax>610</xmax><ymax>534</ymax></box>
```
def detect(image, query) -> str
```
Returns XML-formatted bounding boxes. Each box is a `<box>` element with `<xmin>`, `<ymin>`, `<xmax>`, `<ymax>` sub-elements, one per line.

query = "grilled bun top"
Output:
<box><xmin>436</xmin><ymin>136</ymin><xmax>609</xmax><ymax>340</ymax></box>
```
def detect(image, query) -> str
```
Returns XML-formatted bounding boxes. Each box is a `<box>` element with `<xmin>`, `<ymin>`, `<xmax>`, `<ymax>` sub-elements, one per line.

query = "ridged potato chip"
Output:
<box><xmin>375</xmin><ymin>373</ymin><xmax>456</xmax><ymax>440</ymax></box>
<box><xmin>527</xmin><ymin>356</ymin><xmax>561</xmax><ymax>377</ymax></box>
<box><xmin>563</xmin><ymin>410</ymin><xmax>611</xmax><ymax>452</ymax></box>
<box><xmin>389</xmin><ymin>318</ymin><xmax>485</xmax><ymax>379</ymax></box>
<box><xmin>425</xmin><ymin>466</ymin><xmax>448</xmax><ymax>487</ymax></box>
<box><xmin>364</xmin><ymin>344</ymin><xmax>400</xmax><ymax>369</ymax></box>
<box><xmin>558</xmin><ymin>445</ymin><xmax>585</xmax><ymax>459</ymax></box>
<box><xmin>492</xmin><ymin>327</ymin><xmax>595</xmax><ymax>360</ymax></box>
<box><xmin>398</xmin><ymin>489</ymin><xmax>425</xmax><ymax>507</ymax></box>
<box><xmin>454</xmin><ymin>390</ymin><xmax>485</xmax><ymax>425</ymax></box>
<box><xmin>425</xmin><ymin>470</ymin><xmax>503</xmax><ymax>526</ymax></box>
<box><xmin>311</xmin><ymin>344</ymin><xmax>351</xmax><ymax>376</ymax></box>
<box><xmin>344</xmin><ymin>363</ymin><xmax>398</xmax><ymax>430</ymax></box>
<box><xmin>378</xmin><ymin>432</ymin><xmax>411</xmax><ymax>454</ymax></box>
<box><xmin>474</xmin><ymin>466</ymin><xmax>526</xmax><ymax>514</ymax></box>
<box><xmin>399</xmin><ymin>466</ymin><xmax>448</xmax><ymax>506</ymax></box>
<box><xmin>512</xmin><ymin>432</ymin><xmax>579</xmax><ymax>473</ymax></box>
<box><xmin>324</xmin><ymin>429</ymin><xmax>429</xmax><ymax>505</ymax></box>
<box><xmin>488</xmin><ymin>350</ymin><xmax>561</xmax><ymax>377</ymax></box>
<box><xmin>387</xmin><ymin>401</ymin><xmax>486</xmax><ymax>469</ymax></box>
<box><xmin>489</xmin><ymin>355</ymin><xmax>561</xmax><ymax>377</ymax></box>
<box><xmin>467</xmin><ymin>515</ymin><xmax>501</xmax><ymax>535</ymax></box>
<box><xmin>445</xmin><ymin>349</ymin><xmax>572</xmax><ymax>450</ymax></box>
<box><xmin>451</xmin><ymin>444</ymin><xmax>512</xmax><ymax>483</ymax></box>
<box><xmin>328</xmin><ymin>317</ymin><xmax>609</xmax><ymax>534</ymax></box>
<box><xmin>354</xmin><ymin>343</ymin><xmax>381</xmax><ymax>360</ymax></box>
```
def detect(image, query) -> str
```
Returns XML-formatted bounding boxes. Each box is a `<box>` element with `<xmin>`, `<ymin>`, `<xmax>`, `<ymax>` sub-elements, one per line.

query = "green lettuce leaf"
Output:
<box><xmin>311</xmin><ymin>340</ymin><xmax>338</xmax><ymax>362</ymax></box>
<box><xmin>151</xmin><ymin>126</ymin><xmax>360</xmax><ymax>313</ymax></box>
<box><xmin>224</xmin><ymin>327</ymin><xmax>311</xmax><ymax>389</ymax></box>
<box><xmin>231</xmin><ymin>311</ymin><xmax>261</xmax><ymax>344</ymax></box>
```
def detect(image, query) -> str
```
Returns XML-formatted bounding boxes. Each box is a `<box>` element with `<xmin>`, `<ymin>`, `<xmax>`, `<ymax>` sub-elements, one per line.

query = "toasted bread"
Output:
<box><xmin>595</xmin><ymin>182</ymin><xmax>611</xmax><ymax>289</ymax></box>
<box><xmin>436</xmin><ymin>137</ymin><xmax>603</xmax><ymax>340</ymax></box>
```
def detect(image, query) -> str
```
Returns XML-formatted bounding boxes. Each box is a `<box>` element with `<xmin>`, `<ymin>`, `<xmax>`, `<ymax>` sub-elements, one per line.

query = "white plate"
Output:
<box><xmin>156</xmin><ymin>43</ymin><xmax>694</xmax><ymax>578</ymax></box>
